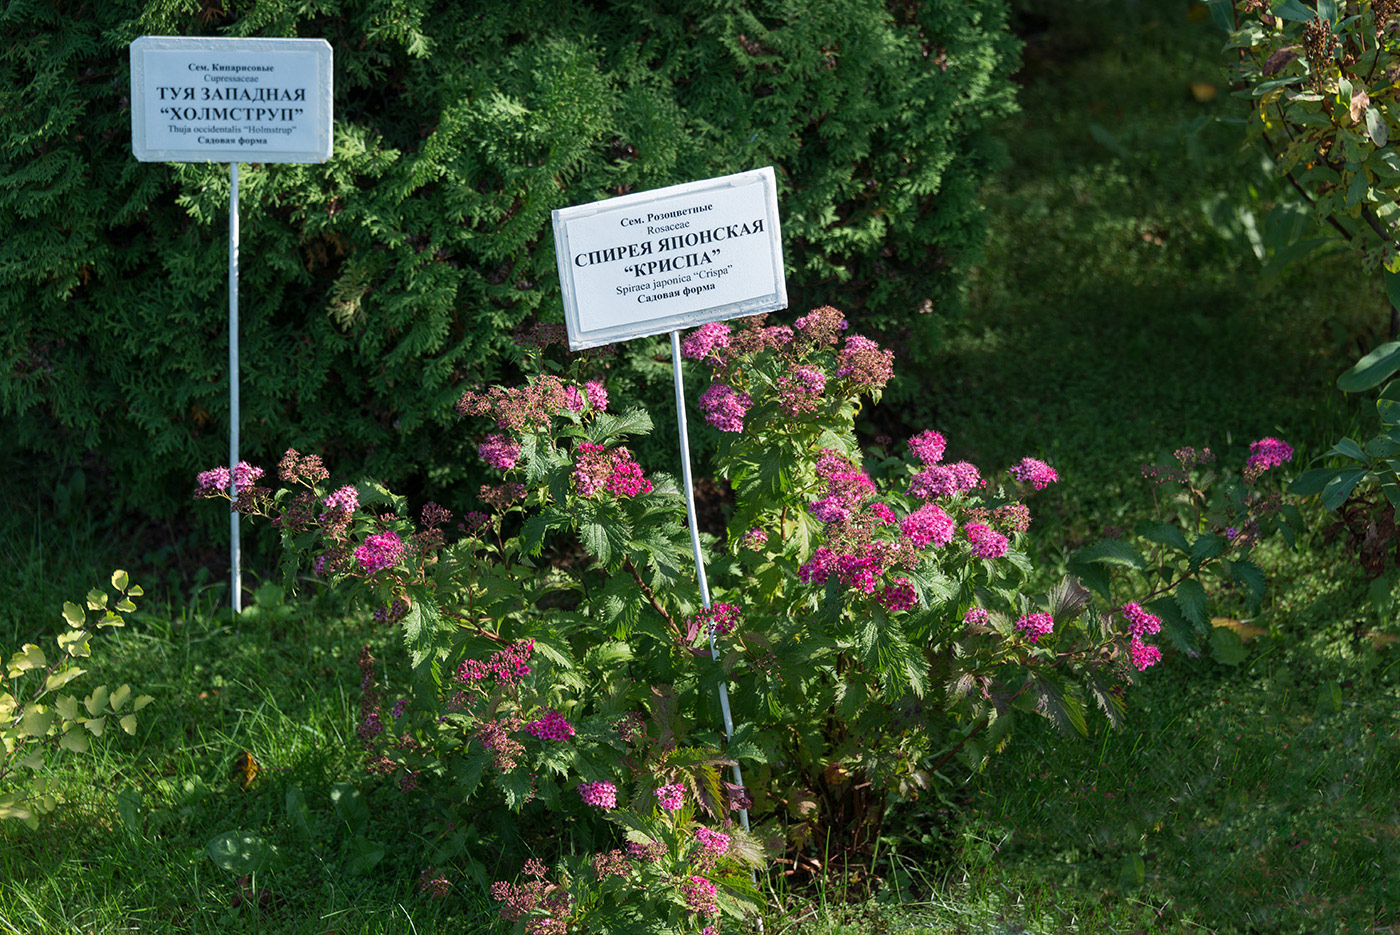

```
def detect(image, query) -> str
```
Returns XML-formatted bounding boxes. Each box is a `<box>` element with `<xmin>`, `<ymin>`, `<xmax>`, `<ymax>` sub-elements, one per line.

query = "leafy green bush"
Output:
<box><xmin>0</xmin><ymin>571</ymin><xmax>151</xmax><ymax>829</ymax></box>
<box><xmin>1</xmin><ymin>0</ymin><xmax>1020</xmax><ymax>518</ymax></box>
<box><xmin>197</xmin><ymin>308</ymin><xmax>1297</xmax><ymax>928</ymax></box>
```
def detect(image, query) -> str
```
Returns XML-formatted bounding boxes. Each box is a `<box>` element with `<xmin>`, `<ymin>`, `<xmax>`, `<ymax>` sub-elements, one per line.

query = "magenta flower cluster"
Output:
<box><xmin>578</xmin><ymin>781</ymin><xmax>617</xmax><ymax>810</ymax></box>
<box><xmin>573</xmin><ymin>442</ymin><xmax>653</xmax><ymax>498</ymax></box>
<box><xmin>456</xmin><ymin>639</ymin><xmax>534</xmax><ymax>687</ymax></box>
<box><xmin>1009</xmin><ymin>457</ymin><xmax>1059</xmax><ymax>491</ymax></box>
<box><xmin>1015</xmin><ymin>612</ymin><xmax>1055</xmax><ymax>643</ymax></box>
<box><xmin>694</xmin><ymin>602</ymin><xmax>741</xmax><ymax>637</ymax></box>
<box><xmin>1244</xmin><ymin>436</ymin><xmax>1293</xmax><ymax>481</ymax></box>
<box><xmin>698</xmin><ymin>383</ymin><xmax>753</xmax><ymax>433</ymax></box>
<box><xmin>900</xmin><ymin>503</ymin><xmax>956</xmax><ymax>548</ymax></box>
<box><xmin>524</xmin><ymin>710</ymin><xmax>575</xmax><ymax>741</ymax></box>
<box><xmin>964</xmin><ymin>606</ymin><xmax>990</xmax><ymax>626</ymax></box>
<box><xmin>323</xmin><ymin>485</ymin><xmax>358</xmax><ymax>513</ymax></box>
<box><xmin>909</xmin><ymin>461</ymin><xmax>981</xmax><ymax>499</ymax></box>
<box><xmin>907</xmin><ymin>430</ymin><xmax>947</xmax><ymax>465</ymax></box>
<box><xmin>479</xmin><ymin>434</ymin><xmax>521</xmax><ymax>471</ymax></box>
<box><xmin>741</xmin><ymin>527</ymin><xmax>768</xmax><ymax>550</ymax></box>
<box><xmin>654</xmin><ymin>782</ymin><xmax>684</xmax><ymax>810</ymax></box>
<box><xmin>693</xmin><ymin>826</ymin><xmax>730</xmax><ymax>856</ymax></box>
<box><xmin>196</xmin><ymin>461</ymin><xmax>265</xmax><ymax>492</ymax></box>
<box><xmin>682</xmin><ymin>322</ymin><xmax>732</xmax><ymax>363</ymax></box>
<box><xmin>877</xmin><ymin>577</ymin><xmax>918</xmax><ymax>612</ymax></box>
<box><xmin>777</xmin><ymin>365</ymin><xmax>827</xmax><ymax>416</ymax></box>
<box><xmin>1121</xmin><ymin>602</ymin><xmax>1164</xmax><ymax>670</ymax></box>
<box><xmin>964</xmin><ymin>522</ymin><xmax>1009</xmax><ymax>559</ymax></box>
<box><xmin>355</xmin><ymin>530</ymin><xmax>405</xmax><ymax>572</ymax></box>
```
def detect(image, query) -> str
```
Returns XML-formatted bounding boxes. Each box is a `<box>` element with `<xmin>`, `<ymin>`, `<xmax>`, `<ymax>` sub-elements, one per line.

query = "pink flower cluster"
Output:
<box><xmin>574</xmin><ymin>443</ymin><xmax>653</xmax><ymax>498</ymax></box>
<box><xmin>1130</xmin><ymin>639</ymin><xmax>1163</xmax><ymax>670</ymax></box>
<box><xmin>1244</xmin><ymin>436</ymin><xmax>1293</xmax><ymax>481</ymax></box>
<box><xmin>901</xmin><ymin>503</ymin><xmax>956</xmax><ymax>548</ymax></box>
<box><xmin>524</xmin><ymin>711</ymin><xmax>575</xmax><ymax>741</ymax></box>
<box><xmin>323</xmin><ymin>485</ymin><xmax>358</xmax><ymax>513</ymax></box>
<box><xmin>698</xmin><ymin>383</ymin><xmax>753</xmax><ymax>433</ymax></box>
<box><xmin>836</xmin><ymin>334</ymin><xmax>894</xmax><ymax>390</ymax></box>
<box><xmin>909</xmin><ymin>461</ymin><xmax>981</xmax><ymax>499</ymax></box>
<box><xmin>777</xmin><ymin>366</ymin><xmax>827</xmax><ymax>416</ymax></box>
<box><xmin>1009</xmin><ymin>457</ymin><xmax>1059</xmax><ymax>491</ymax></box>
<box><xmin>907</xmin><ymin>430</ymin><xmax>947</xmax><ymax>465</ymax></box>
<box><xmin>355</xmin><ymin>530</ymin><xmax>405</xmax><ymax>572</ymax></box>
<box><xmin>694</xmin><ymin>826</ymin><xmax>730</xmax><ymax>856</ymax></box>
<box><xmin>196</xmin><ymin>461</ymin><xmax>265</xmax><ymax>492</ymax></box>
<box><xmin>877</xmin><ymin>577</ymin><xmax>918</xmax><ymax>612</ymax></box>
<box><xmin>456</xmin><ymin>639</ymin><xmax>534</xmax><ymax>687</ymax></box>
<box><xmin>741</xmin><ymin>527</ymin><xmax>768</xmax><ymax>550</ymax></box>
<box><xmin>479</xmin><ymin>434</ymin><xmax>521</xmax><ymax>471</ymax></box>
<box><xmin>1121</xmin><ymin>602</ymin><xmax>1164</xmax><ymax>670</ymax></box>
<box><xmin>792</xmin><ymin>305</ymin><xmax>847</xmax><ymax>346</ymax></box>
<box><xmin>1015</xmin><ymin>612</ymin><xmax>1055</xmax><ymax>643</ymax></box>
<box><xmin>681</xmin><ymin>875</ymin><xmax>718</xmax><ymax>917</ymax></box>
<box><xmin>562</xmin><ymin>380</ymin><xmax>608</xmax><ymax>413</ymax></box>
<box><xmin>682</xmin><ymin>322</ymin><xmax>732</xmax><ymax>363</ymax></box>
<box><xmin>964</xmin><ymin>522</ymin><xmax>1009</xmax><ymax>559</ymax></box>
<box><xmin>1121</xmin><ymin>602</ymin><xmax>1162</xmax><ymax>638</ymax></box>
<box><xmin>627</xmin><ymin>839</ymin><xmax>666</xmax><ymax>862</ymax></box>
<box><xmin>490</xmin><ymin>860</ymin><xmax>570</xmax><ymax>932</ymax></box>
<box><xmin>694</xmin><ymin>602</ymin><xmax>741</xmax><ymax>637</ymax></box>
<box><xmin>578</xmin><ymin>781</ymin><xmax>617</xmax><ymax>809</ymax></box>
<box><xmin>655</xmin><ymin>783</ymin><xmax>685</xmax><ymax>810</ymax></box>
<box><xmin>964</xmin><ymin>606</ymin><xmax>990</xmax><ymax>626</ymax></box>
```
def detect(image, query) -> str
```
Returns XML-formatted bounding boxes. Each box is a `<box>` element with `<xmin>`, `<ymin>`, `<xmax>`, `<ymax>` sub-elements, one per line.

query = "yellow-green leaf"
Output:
<box><xmin>84</xmin><ymin>716</ymin><xmax>106</xmax><ymax>737</ymax></box>
<box><xmin>84</xmin><ymin>686</ymin><xmax>110</xmax><ymax>717</ymax></box>
<box><xmin>115</xmin><ymin>599</ymin><xmax>136</xmax><ymax>614</ymax></box>
<box><xmin>19</xmin><ymin>708</ymin><xmax>55</xmax><ymax>739</ymax></box>
<box><xmin>0</xmin><ymin>798</ymin><xmax>34</xmax><ymax>822</ymax></box>
<box><xmin>54</xmin><ymin>694</ymin><xmax>80</xmax><ymax>721</ymax></box>
<box><xmin>45</xmin><ymin>666</ymin><xmax>86</xmax><ymax>691</ymax></box>
<box><xmin>120</xmin><ymin>715</ymin><xmax>137</xmax><ymax>735</ymax></box>
<box><xmin>98</xmin><ymin>611</ymin><xmax>125</xmax><ymax>629</ymax></box>
<box><xmin>18</xmin><ymin>749</ymin><xmax>44</xmax><ymax>770</ymax></box>
<box><xmin>62</xmin><ymin>601</ymin><xmax>85</xmax><ymax>628</ymax></box>
<box><xmin>110</xmin><ymin>684</ymin><xmax>132</xmax><ymax>712</ymax></box>
<box><xmin>128</xmin><ymin>584</ymin><xmax>144</xmax><ymax>597</ymax></box>
<box><xmin>6</xmin><ymin>643</ymin><xmax>47</xmax><ymax>677</ymax></box>
<box><xmin>111</xmin><ymin>570</ymin><xmax>129</xmax><ymax>591</ymax></box>
<box><xmin>57</xmin><ymin>630</ymin><xmax>92</xmax><ymax>658</ymax></box>
<box><xmin>59</xmin><ymin>729</ymin><xmax>90</xmax><ymax>753</ymax></box>
<box><xmin>0</xmin><ymin>692</ymin><xmax>14</xmax><ymax>720</ymax></box>
<box><xmin>133</xmin><ymin>695</ymin><xmax>154</xmax><ymax>711</ymax></box>
<box><xmin>86</xmin><ymin>589</ymin><xmax>107</xmax><ymax>610</ymax></box>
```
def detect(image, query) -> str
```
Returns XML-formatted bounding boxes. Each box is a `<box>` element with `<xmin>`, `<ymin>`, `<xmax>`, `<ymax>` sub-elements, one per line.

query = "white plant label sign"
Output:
<box><xmin>130</xmin><ymin>36</ymin><xmax>332</xmax><ymax>164</ymax></box>
<box><xmin>553</xmin><ymin>167</ymin><xmax>787</xmax><ymax>349</ymax></box>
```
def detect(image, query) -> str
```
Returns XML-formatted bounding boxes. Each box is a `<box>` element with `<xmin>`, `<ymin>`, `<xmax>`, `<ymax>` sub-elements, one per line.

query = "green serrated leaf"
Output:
<box><xmin>54</xmin><ymin>694</ymin><xmax>80</xmax><ymax>721</ymax></box>
<box><xmin>59</xmin><ymin>728</ymin><xmax>89</xmax><ymax>753</ymax></box>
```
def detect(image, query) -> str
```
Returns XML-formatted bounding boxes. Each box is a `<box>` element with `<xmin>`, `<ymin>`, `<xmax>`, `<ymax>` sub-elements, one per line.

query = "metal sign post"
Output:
<box><xmin>130</xmin><ymin>36</ymin><xmax>332</xmax><ymax>611</ymax></box>
<box><xmin>553</xmin><ymin>168</ymin><xmax>787</xmax><ymax>836</ymax></box>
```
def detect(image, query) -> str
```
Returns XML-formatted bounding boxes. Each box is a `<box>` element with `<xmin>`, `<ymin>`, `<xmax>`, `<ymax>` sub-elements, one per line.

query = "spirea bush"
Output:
<box><xmin>1</xmin><ymin>0</ymin><xmax>1020</xmax><ymax>517</ymax></box>
<box><xmin>200</xmin><ymin>307</ymin><xmax>1297</xmax><ymax>930</ymax></box>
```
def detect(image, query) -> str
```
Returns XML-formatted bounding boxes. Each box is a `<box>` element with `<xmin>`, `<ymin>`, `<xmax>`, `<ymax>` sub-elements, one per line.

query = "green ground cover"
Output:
<box><xmin>3</xmin><ymin>3</ymin><xmax>1398</xmax><ymax>933</ymax></box>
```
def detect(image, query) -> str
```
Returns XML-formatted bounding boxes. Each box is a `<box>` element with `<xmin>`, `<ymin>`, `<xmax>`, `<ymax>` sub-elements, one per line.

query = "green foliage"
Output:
<box><xmin>0</xmin><ymin>570</ymin><xmax>152</xmax><ymax>829</ymax></box>
<box><xmin>0</xmin><ymin>0</ymin><xmax>1020</xmax><ymax>518</ymax></box>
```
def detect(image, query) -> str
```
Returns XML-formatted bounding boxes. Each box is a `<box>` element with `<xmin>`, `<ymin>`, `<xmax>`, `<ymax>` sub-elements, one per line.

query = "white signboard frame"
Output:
<box><xmin>552</xmin><ymin>167</ymin><xmax>787</xmax><ymax>350</ymax></box>
<box><xmin>130</xmin><ymin>36</ymin><xmax>332</xmax><ymax>164</ymax></box>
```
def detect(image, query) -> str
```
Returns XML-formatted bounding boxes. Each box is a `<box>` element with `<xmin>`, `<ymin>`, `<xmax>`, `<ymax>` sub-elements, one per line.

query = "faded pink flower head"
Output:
<box><xmin>479</xmin><ymin>434</ymin><xmax>521</xmax><ymax>471</ymax></box>
<box><xmin>578</xmin><ymin>781</ymin><xmax>617</xmax><ymax>809</ymax></box>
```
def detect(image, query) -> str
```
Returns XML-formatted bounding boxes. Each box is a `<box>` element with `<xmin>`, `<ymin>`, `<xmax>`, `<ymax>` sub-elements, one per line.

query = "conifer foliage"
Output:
<box><xmin>1</xmin><ymin>0</ymin><xmax>1018</xmax><ymax>514</ymax></box>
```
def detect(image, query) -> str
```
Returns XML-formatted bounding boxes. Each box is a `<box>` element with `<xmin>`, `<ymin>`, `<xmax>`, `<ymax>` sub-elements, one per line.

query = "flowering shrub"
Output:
<box><xmin>199</xmin><ymin>307</ymin><xmax>1297</xmax><ymax>927</ymax></box>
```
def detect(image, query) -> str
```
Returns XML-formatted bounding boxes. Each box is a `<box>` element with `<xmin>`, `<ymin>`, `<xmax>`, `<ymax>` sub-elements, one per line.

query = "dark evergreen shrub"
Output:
<box><xmin>1</xmin><ymin>0</ymin><xmax>1019</xmax><ymax>517</ymax></box>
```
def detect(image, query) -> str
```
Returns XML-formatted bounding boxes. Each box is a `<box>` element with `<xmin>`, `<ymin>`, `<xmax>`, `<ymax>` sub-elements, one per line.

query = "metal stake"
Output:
<box><xmin>229</xmin><ymin>161</ymin><xmax>241</xmax><ymax>613</ymax></box>
<box><xmin>670</xmin><ymin>330</ymin><xmax>750</xmax><ymax>833</ymax></box>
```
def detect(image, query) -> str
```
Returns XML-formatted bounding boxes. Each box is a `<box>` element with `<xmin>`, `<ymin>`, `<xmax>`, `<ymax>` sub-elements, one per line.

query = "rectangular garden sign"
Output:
<box><xmin>552</xmin><ymin>167</ymin><xmax>787</xmax><ymax>349</ymax></box>
<box><xmin>130</xmin><ymin>36</ymin><xmax>333</xmax><ymax>164</ymax></box>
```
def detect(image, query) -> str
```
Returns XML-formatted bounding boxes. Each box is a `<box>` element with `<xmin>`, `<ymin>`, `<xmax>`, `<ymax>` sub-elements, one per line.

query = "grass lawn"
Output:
<box><xmin>4</xmin><ymin>3</ymin><xmax>1398</xmax><ymax>934</ymax></box>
